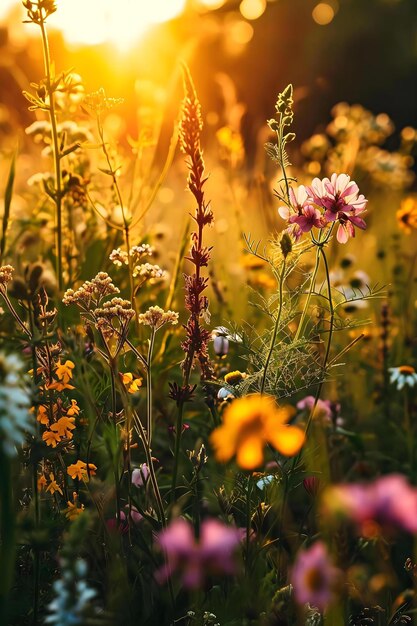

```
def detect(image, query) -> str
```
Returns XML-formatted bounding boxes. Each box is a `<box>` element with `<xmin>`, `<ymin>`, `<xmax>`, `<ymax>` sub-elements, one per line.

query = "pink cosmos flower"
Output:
<box><xmin>291</xmin><ymin>541</ymin><xmax>340</xmax><ymax>611</ymax></box>
<box><xmin>278</xmin><ymin>185</ymin><xmax>310</xmax><ymax>221</ymax></box>
<box><xmin>156</xmin><ymin>518</ymin><xmax>242</xmax><ymax>589</ymax></box>
<box><xmin>324</xmin><ymin>474</ymin><xmax>417</xmax><ymax>534</ymax></box>
<box><xmin>279</xmin><ymin>185</ymin><xmax>324</xmax><ymax>236</ymax></box>
<box><xmin>307</xmin><ymin>173</ymin><xmax>367</xmax><ymax>243</ymax></box>
<box><xmin>289</xmin><ymin>205</ymin><xmax>323</xmax><ymax>233</ymax></box>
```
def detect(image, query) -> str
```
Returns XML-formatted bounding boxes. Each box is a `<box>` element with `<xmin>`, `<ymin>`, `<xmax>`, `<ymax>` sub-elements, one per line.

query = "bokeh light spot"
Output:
<box><xmin>198</xmin><ymin>0</ymin><xmax>226</xmax><ymax>8</ymax></box>
<box><xmin>230</xmin><ymin>20</ymin><xmax>254</xmax><ymax>44</ymax></box>
<box><xmin>239</xmin><ymin>0</ymin><xmax>267</xmax><ymax>21</ymax></box>
<box><xmin>312</xmin><ymin>3</ymin><xmax>335</xmax><ymax>25</ymax></box>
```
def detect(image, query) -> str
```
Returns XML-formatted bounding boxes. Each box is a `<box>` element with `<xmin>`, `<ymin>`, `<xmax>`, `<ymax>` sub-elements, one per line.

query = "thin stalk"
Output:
<box><xmin>133</xmin><ymin>411</ymin><xmax>165</xmax><ymax>526</ymax></box>
<box><xmin>109</xmin><ymin>366</ymin><xmax>121</xmax><ymax>524</ymax></box>
<box><xmin>245</xmin><ymin>476</ymin><xmax>253</xmax><ymax>575</ymax></box>
<box><xmin>39</xmin><ymin>15</ymin><xmax>63</xmax><ymax>291</ymax></box>
<box><xmin>294</xmin><ymin>245</ymin><xmax>320</xmax><ymax>343</ymax></box>
<box><xmin>277</xmin><ymin>124</ymin><xmax>290</xmax><ymax>202</ymax></box>
<box><xmin>0</xmin><ymin>292</ymin><xmax>31</xmax><ymax>337</ymax></box>
<box><xmin>171</xmin><ymin>397</ymin><xmax>187</xmax><ymax>503</ymax></box>
<box><xmin>146</xmin><ymin>328</ymin><xmax>156</xmax><ymax>445</ymax></box>
<box><xmin>260</xmin><ymin>259</ymin><xmax>286</xmax><ymax>394</ymax></box>
<box><xmin>304</xmin><ymin>246</ymin><xmax>334</xmax><ymax>436</ymax></box>
<box><xmin>96</xmin><ymin>116</ymin><xmax>136</xmax><ymax>311</ymax></box>
<box><xmin>404</xmin><ymin>388</ymin><xmax>413</xmax><ymax>472</ymax></box>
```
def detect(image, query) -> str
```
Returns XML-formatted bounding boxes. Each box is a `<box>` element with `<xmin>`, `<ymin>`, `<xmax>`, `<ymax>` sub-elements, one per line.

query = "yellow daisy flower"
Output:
<box><xmin>210</xmin><ymin>394</ymin><xmax>305</xmax><ymax>470</ymax></box>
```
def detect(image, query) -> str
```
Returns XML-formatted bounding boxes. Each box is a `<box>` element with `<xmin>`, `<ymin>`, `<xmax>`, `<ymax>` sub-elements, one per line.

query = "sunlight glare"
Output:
<box><xmin>0</xmin><ymin>0</ymin><xmax>187</xmax><ymax>50</ymax></box>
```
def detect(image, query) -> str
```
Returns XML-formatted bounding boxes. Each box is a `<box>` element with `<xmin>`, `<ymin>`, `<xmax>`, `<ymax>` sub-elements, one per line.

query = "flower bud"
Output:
<box><xmin>213</xmin><ymin>335</ymin><xmax>229</xmax><ymax>357</ymax></box>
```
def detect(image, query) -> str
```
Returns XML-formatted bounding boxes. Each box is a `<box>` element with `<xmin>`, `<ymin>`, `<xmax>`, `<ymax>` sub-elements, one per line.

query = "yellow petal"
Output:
<box><xmin>236</xmin><ymin>435</ymin><xmax>264</xmax><ymax>470</ymax></box>
<box><xmin>268</xmin><ymin>425</ymin><xmax>305</xmax><ymax>457</ymax></box>
<box><xmin>210</xmin><ymin>427</ymin><xmax>235</xmax><ymax>463</ymax></box>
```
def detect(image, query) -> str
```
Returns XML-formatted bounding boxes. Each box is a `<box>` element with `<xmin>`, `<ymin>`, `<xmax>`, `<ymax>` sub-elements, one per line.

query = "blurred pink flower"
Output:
<box><xmin>107</xmin><ymin>506</ymin><xmax>143</xmax><ymax>534</ymax></box>
<box><xmin>297</xmin><ymin>396</ymin><xmax>333</xmax><ymax>421</ymax></box>
<box><xmin>156</xmin><ymin>517</ymin><xmax>242</xmax><ymax>589</ymax></box>
<box><xmin>132</xmin><ymin>464</ymin><xmax>149</xmax><ymax>488</ymax></box>
<box><xmin>308</xmin><ymin>173</ymin><xmax>367</xmax><ymax>243</ymax></box>
<box><xmin>291</xmin><ymin>541</ymin><xmax>340</xmax><ymax>611</ymax></box>
<box><xmin>122</xmin><ymin>506</ymin><xmax>143</xmax><ymax>525</ymax></box>
<box><xmin>324</xmin><ymin>474</ymin><xmax>417</xmax><ymax>534</ymax></box>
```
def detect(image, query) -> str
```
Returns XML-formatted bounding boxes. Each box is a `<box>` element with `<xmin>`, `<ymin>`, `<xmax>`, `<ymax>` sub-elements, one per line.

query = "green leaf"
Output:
<box><xmin>1</xmin><ymin>150</ymin><xmax>16</xmax><ymax>263</ymax></box>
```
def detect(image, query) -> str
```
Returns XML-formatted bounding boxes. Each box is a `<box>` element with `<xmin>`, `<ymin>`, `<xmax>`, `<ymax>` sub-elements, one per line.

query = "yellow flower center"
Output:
<box><xmin>399</xmin><ymin>365</ymin><xmax>415</xmax><ymax>375</ymax></box>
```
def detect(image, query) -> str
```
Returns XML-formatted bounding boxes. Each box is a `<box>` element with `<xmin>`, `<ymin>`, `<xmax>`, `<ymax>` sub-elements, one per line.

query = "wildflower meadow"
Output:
<box><xmin>1</xmin><ymin>0</ymin><xmax>417</xmax><ymax>624</ymax></box>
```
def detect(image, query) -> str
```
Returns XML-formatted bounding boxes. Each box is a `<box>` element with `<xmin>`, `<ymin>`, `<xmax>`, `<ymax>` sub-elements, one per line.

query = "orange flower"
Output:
<box><xmin>48</xmin><ymin>360</ymin><xmax>76</xmax><ymax>391</ymax></box>
<box><xmin>55</xmin><ymin>360</ymin><xmax>75</xmax><ymax>384</ymax></box>
<box><xmin>47</xmin><ymin>380</ymin><xmax>75</xmax><ymax>392</ymax></box>
<box><xmin>50</xmin><ymin>416</ymin><xmax>76</xmax><ymax>438</ymax></box>
<box><xmin>210</xmin><ymin>394</ymin><xmax>305</xmax><ymax>470</ymax></box>
<box><xmin>67</xmin><ymin>460</ymin><xmax>97</xmax><ymax>481</ymax></box>
<box><xmin>66</xmin><ymin>399</ymin><xmax>80</xmax><ymax>416</ymax></box>
<box><xmin>120</xmin><ymin>372</ymin><xmax>143</xmax><ymax>394</ymax></box>
<box><xmin>397</xmin><ymin>197</ymin><xmax>417</xmax><ymax>234</ymax></box>
<box><xmin>63</xmin><ymin>492</ymin><xmax>85</xmax><ymax>521</ymax></box>
<box><xmin>46</xmin><ymin>473</ymin><xmax>63</xmax><ymax>496</ymax></box>
<box><xmin>36</xmin><ymin>404</ymin><xmax>50</xmax><ymax>425</ymax></box>
<box><xmin>42</xmin><ymin>429</ymin><xmax>62</xmax><ymax>448</ymax></box>
<box><xmin>37</xmin><ymin>474</ymin><xmax>48</xmax><ymax>491</ymax></box>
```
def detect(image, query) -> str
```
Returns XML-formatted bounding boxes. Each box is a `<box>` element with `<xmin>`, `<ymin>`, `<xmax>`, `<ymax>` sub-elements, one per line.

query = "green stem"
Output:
<box><xmin>39</xmin><ymin>16</ymin><xmax>63</xmax><ymax>291</ymax></box>
<box><xmin>0</xmin><ymin>292</ymin><xmax>31</xmax><ymax>337</ymax></box>
<box><xmin>146</xmin><ymin>329</ymin><xmax>156</xmax><ymax>445</ymax></box>
<box><xmin>245</xmin><ymin>476</ymin><xmax>253</xmax><ymax>575</ymax></box>
<box><xmin>97</xmin><ymin>118</ymin><xmax>136</xmax><ymax>312</ymax></box>
<box><xmin>277</xmin><ymin>124</ymin><xmax>290</xmax><ymax>202</ymax></box>
<box><xmin>294</xmin><ymin>245</ymin><xmax>321</xmax><ymax>343</ymax></box>
<box><xmin>109</xmin><ymin>366</ymin><xmax>121</xmax><ymax>523</ymax></box>
<box><xmin>304</xmin><ymin>246</ymin><xmax>334</xmax><ymax>436</ymax></box>
<box><xmin>171</xmin><ymin>399</ymin><xmax>186</xmax><ymax>503</ymax></box>
<box><xmin>404</xmin><ymin>388</ymin><xmax>413</xmax><ymax>472</ymax></box>
<box><xmin>260</xmin><ymin>260</ymin><xmax>286</xmax><ymax>394</ymax></box>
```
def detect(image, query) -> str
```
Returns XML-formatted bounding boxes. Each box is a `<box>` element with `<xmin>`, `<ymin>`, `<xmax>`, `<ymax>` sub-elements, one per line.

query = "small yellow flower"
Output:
<box><xmin>42</xmin><ymin>429</ymin><xmax>62</xmax><ymax>448</ymax></box>
<box><xmin>36</xmin><ymin>404</ymin><xmax>50</xmax><ymax>425</ymax></box>
<box><xmin>210</xmin><ymin>394</ymin><xmax>305</xmax><ymax>470</ymax></box>
<box><xmin>47</xmin><ymin>380</ymin><xmax>75</xmax><ymax>392</ymax></box>
<box><xmin>48</xmin><ymin>360</ymin><xmax>76</xmax><ymax>391</ymax></box>
<box><xmin>63</xmin><ymin>492</ymin><xmax>85</xmax><ymax>521</ymax></box>
<box><xmin>55</xmin><ymin>360</ymin><xmax>75</xmax><ymax>384</ymax></box>
<box><xmin>224</xmin><ymin>371</ymin><xmax>247</xmax><ymax>385</ymax></box>
<box><xmin>397</xmin><ymin>197</ymin><xmax>417</xmax><ymax>234</ymax></box>
<box><xmin>46</xmin><ymin>473</ymin><xmax>63</xmax><ymax>496</ymax></box>
<box><xmin>50</xmin><ymin>416</ymin><xmax>76</xmax><ymax>438</ymax></box>
<box><xmin>37</xmin><ymin>474</ymin><xmax>48</xmax><ymax>491</ymax></box>
<box><xmin>120</xmin><ymin>372</ymin><xmax>143</xmax><ymax>393</ymax></box>
<box><xmin>67</xmin><ymin>460</ymin><xmax>97</xmax><ymax>481</ymax></box>
<box><xmin>66</xmin><ymin>399</ymin><xmax>80</xmax><ymax>416</ymax></box>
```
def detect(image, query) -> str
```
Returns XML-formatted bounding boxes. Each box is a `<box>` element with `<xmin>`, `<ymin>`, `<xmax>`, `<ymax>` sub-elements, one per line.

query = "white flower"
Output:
<box><xmin>389</xmin><ymin>366</ymin><xmax>417</xmax><ymax>390</ymax></box>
